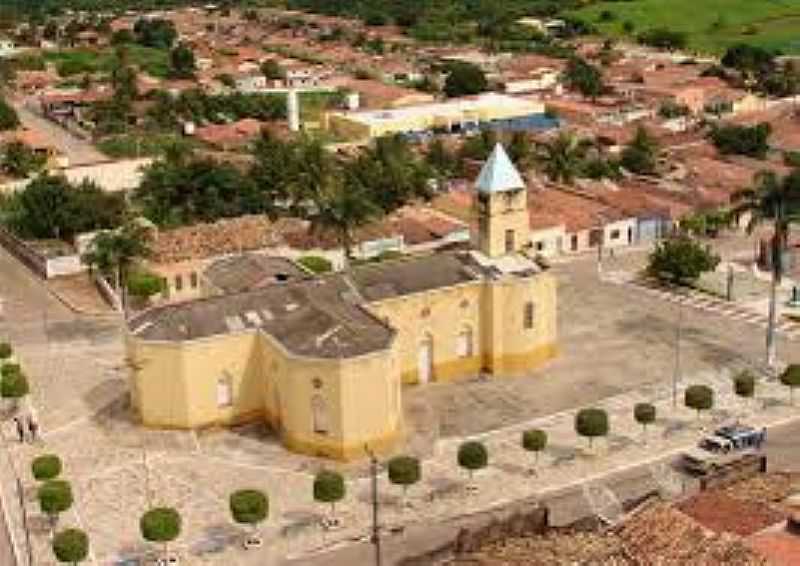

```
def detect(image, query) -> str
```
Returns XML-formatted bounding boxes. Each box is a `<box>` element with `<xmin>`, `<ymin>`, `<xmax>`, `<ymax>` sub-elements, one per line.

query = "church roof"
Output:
<box><xmin>475</xmin><ymin>143</ymin><xmax>526</xmax><ymax>194</ymax></box>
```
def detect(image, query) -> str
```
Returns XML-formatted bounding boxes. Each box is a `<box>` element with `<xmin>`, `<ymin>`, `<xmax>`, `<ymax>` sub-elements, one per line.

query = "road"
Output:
<box><xmin>10</xmin><ymin>98</ymin><xmax>106</xmax><ymax>167</ymax></box>
<box><xmin>284</xmin><ymin>419</ymin><xmax>800</xmax><ymax>566</ymax></box>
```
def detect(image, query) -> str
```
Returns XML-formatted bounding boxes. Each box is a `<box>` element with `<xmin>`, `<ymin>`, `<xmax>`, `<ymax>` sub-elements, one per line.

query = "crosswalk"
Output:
<box><xmin>602</xmin><ymin>271</ymin><xmax>800</xmax><ymax>341</ymax></box>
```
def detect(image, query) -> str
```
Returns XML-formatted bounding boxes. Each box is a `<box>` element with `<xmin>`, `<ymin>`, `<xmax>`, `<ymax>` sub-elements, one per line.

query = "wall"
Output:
<box><xmin>482</xmin><ymin>272</ymin><xmax>558</xmax><ymax>376</ymax></box>
<box><xmin>366</xmin><ymin>283</ymin><xmax>484</xmax><ymax>384</ymax></box>
<box><xmin>0</xmin><ymin>226</ymin><xmax>47</xmax><ymax>278</ymax></box>
<box><xmin>530</xmin><ymin>225</ymin><xmax>566</xmax><ymax>257</ymax></box>
<box><xmin>603</xmin><ymin>218</ymin><xmax>638</xmax><ymax>249</ymax></box>
<box><xmin>477</xmin><ymin>189</ymin><xmax>530</xmax><ymax>257</ymax></box>
<box><xmin>45</xmin><ymin>254</ymin><xmax>84</xmax><ymax>278</ymax></box>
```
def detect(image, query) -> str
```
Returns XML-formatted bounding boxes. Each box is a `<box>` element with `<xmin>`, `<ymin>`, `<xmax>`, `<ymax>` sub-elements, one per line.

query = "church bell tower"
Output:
<box><xmin>474</xmin><ymin>143</ymin><xmax>530</xmax><ymax>258</ymax></box>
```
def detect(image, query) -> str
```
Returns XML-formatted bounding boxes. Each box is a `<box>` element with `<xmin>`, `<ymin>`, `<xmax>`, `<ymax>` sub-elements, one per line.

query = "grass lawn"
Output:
<box><xmin>571</xmin><ymin>0</ymin><xmax>800</xmax><ymax>55</ymax></box>
<box><xmin>96</xmin><ymin>132</ymin><xmax>195</xmax><ymax>159</ymax></box>
<box><xmin>43</xmin><ymin>45</ymin><xmax>171</xmax><ymax>78</ymax></box>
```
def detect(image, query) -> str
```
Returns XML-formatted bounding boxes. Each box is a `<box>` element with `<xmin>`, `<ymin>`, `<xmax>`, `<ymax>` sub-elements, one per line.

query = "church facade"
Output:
<box><xmin>126</xmin><ymin>144</ymin><xmax>558</xmax><ymax>460</ymax></box>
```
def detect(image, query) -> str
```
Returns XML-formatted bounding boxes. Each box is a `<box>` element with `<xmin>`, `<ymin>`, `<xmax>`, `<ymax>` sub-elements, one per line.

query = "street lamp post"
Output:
<box><xmin>673</xmin><ymin>289</ymin><xmax>683</xmax><ymax>409</ymax></box>
<box><xmin>364</xmin><ymin>445</ymin><xmax>382</xmax><ymax>566</ymax></box>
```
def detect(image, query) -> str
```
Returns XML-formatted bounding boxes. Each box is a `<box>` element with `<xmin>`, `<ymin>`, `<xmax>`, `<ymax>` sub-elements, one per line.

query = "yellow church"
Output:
<box><xmin>126</xmin><ymin>144</ymin><xmax>558</xmax><ymax>460</ymax></box>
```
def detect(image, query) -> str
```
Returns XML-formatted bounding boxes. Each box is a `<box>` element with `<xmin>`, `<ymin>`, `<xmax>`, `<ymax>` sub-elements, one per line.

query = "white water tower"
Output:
<box><xmin>287</xmin><ymin>89</ymin><xmax>300</xmax><ymax>132</ymax></box>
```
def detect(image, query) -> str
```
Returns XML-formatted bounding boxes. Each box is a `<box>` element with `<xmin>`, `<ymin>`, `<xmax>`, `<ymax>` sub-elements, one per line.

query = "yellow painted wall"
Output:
<box><xmin>481</xmin><ymin>272</ymin><xmax>558</xmax><ymax>376</ymax></box>
<box><xmin>366</xmin><ymin>283</ymin><xmax>484</xmax><ymax>385</ymax></box>
<box><xmin>476</xmin><ymin>189</ymin><xmax>531</xmax><ymax>257</ymax></box>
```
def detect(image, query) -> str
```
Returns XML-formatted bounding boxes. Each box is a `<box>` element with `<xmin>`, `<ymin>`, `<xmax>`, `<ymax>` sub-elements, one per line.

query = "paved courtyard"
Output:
<box><xmin>0</xmin><ymin>240</ymin><xmax>798</xmax><ymax>565</ymax></box>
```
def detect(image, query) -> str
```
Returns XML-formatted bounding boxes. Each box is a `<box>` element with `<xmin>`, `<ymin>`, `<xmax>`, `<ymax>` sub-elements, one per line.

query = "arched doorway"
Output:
<box><xmin>311</xmin><ymin>394</ymin><xmax>329</xmax><ymax>434</ymax></box>
<box><xmin>418</xmin><ymin>334</ymin><xmax>433</xmax><ymax>384</ymax></box>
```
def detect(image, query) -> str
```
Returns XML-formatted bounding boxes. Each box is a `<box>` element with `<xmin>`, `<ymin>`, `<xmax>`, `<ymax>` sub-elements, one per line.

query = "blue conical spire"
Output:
<box><xmin>475</xmin><ymin>143</ymin><xmax>526</xmax><ymax>194</ymax></box>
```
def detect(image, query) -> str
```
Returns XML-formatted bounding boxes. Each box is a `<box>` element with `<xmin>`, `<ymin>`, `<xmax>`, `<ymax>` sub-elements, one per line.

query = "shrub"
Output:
<box><xmin>140</xmin><ymin>507</ymin><xmax>181</xmax><ymax>549</ymax></box>
<box><xmin>38</xmin><ymin>480</ymin><xmax>73</xmax><ymax>522</ymax></box>
<box><xmin>52</xmin><ymin>528</ymin><xmax>89</xmax><ymax>564</ymax></box>
<box><xmin>575</xmin><ymin>408</ymin><xmax>609</xmax><ymax>448</ymax></box>
<box><xmin>457</xmin><ymin>441</ymin><xmax>488</xmax><ymax>479</ymax></box>
<box><xmin>734</xmin><ymin>371</ymin><xmax>756</xmax><ymax>399</ymax></box>
<box><xmin>780</xmin><ymin>365</ymin><xmax>800</xmax><ymax>404</ymax></box>
<box><xmin>684</xmin><ymin>384</ymin><xmax>714</xmax><ymax>417</ymax></box>
<box><xmin>0</xmin><ymin>342</ymin><xmax>11</xmax><ymax>359</ymax></box>
<box><xmin>1</xmin><ymin>369</ymin><xmax>29</xmax><ymax>399</ymax></box>
<box><xmin>297</xmin><ymin>255</ymin><xmax>333</xmax><ymax>274</ymax></box>
<box><xmin>1</xmin><ymin>362</ymin><xmax>20</xmax><ymax>377</ymax></box>
<box><xmin>521</xmin><ymin>429</ymin><xmax>548</xmax><ymax>463</ymax></box>
<box><xmin>313</xmin><ymin>470</ymin><xmax>346</xmax><ymax>514</ymax></box>
<box><xmin>229</xmin><ymin>489</ymin><xmax>269</xmax><ymax>530</ymax></box>
<box><xmin>32</xmin><ymin>455</ymin><xmax>62</xmax><ymax>481</ymax></box>
<box><xmin>387</xmin><ymin>456</ymin><xmax>421</xmax><ymax>496</ymax></box>
<box><xmin>633</xmin><ymin>403</ymin><xmax>656</xmax><ymax>433</ymax></box>
<box><xmin>127</xmin><ymin>270</ymin><xmax>165</xmax><ymax>299</ymax></box>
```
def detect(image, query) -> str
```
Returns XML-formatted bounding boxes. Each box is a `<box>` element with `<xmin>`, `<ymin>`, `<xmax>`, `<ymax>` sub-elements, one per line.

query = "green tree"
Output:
<box><xmin>297</xmin><ymin>255</ymin><xmax>332</xmax><ymax>274</ymax></box>
<box><xmin>575</xmin><ymin>408</ymin><xmax>609</xmax><ymax>449</ymax></box>
<box><xmin>387</xmin><ymin>455</ymin><xmax>421</xmax><ymax>505</ymax></box>
<box><xmin>457</xmin><ymin>440</ymin><xmax>488</xmax><ymax>481</ymax></box>
<box><xmin>684</xmin><ymin>384</ymin><xmax>714</xmax><ymax>419</ymax></box>
<box><xmin>637</xmin><ymin>28</ymin><xmax>688</xmax><ymax>51</ymax></box>
<box><xmin>261</xmin><ymin>59</ymin><xmax>285</xmax><ymax>81</ymax></box>
<box><xmin>710</xmin><ymin>123</ymin><xmax>771</xmax><ymax>158</ymax></box>
<box><xmin>633</xmin><ymin>403</ymin><xmax>656</xmax><ymax>436</ymax></box>
<box><xmin>620</xmin><ymin>126</ymin><xmax>659</xmax><ymax>175</ymax></box>
<box><xmin>721</xmin><ymin>44</ymin><xmax>774</xmax><ymax>75</ymax></box>
<box><xmin>5</xmin><ymin>174</ymin><xmax>125</xmax><ymax>240</ymax></box>
<box><xmin>562</xmin><ymin>57</ymin><xmax>604</xmax><ymax>99</ymax></box>
<box><xmin>0</xmin><ymin>342</ymin><xmax>11</xmax><ymax>360</ymax></box>
<box><xmin>647</xmin><ymin>234</ymin><xmax>720</xmax><ymax>286</ymax></box>
<box><xmin>140</xmin><ymin>507</ymin><xmax>181</xmax><ymax>561</ymax></box>
<box><xmin>32</xmin><ymin>454</ymin><xmax>62</xmax><ymax>481</ymax></box>
<box><xmin>133</xmin><ymin>18</ymin><xmax>177</xmax><ymax>49</ymax></box>
<box><xmin>535</xmin><ymin>132</ymin><xmax>591</xmax><ymax>185</ymax></box>
<box><xmin>2</xmin><ymin>141</ymin><xmax>46</xmax><ymax>178</ymax></box>
<box><xmin>169</xmin><ymin>43</ymin><xmax>196</xmax><ymax>79</ymax></box>
<box><xmin>779</xmin><ymin>365</ymin><xmax>800</xmax><ymax>405</ymax></box>
<box><xmin>0</xmin><ymin>96</ymin><xmax>20</xmax><ymax>131</ymax></box>
<box><xmin>732</xmin><ymin>169</ymin><xmax>800</xmax><ymax>366</ymax></box>
<box><xmin>313</xmin><ymin>470</ymin><xmax>346</xmax><ymax>517</ymax></box>
<box><xmin>38</xmin><ymin>480</ymin><xmax>73</xmax><ymax>527</ymax></box>
<box><xmin>229</xmin><ymin>489</ymin><xmax>269</xmax><ymax>535</ymax></box>
<box><xmin>521</xmin><ymin>428</ymin><xmax>547</xmax><ymax>472</ymax></box>
<box><xmin>82</xmin><ymin>220</ymin><xmax>153</xmax><ymax>314</ymax></box>
<box><xmin>1</xmin><ymin>367</ymin><xmax>29</xmax><ymax>411</ymax></box>
<box><xmin>52</xmin><ymin>528</ymin><xmax>89</xmax><ymax>565</ymax></box>
<box><xmin>443</xmin><ymin>62</ymin><xmax>488</xmax><ymax>98</ymax></box>
<box><xmin>734</xmin><ymin>371</ymin><xmax>756</xmax><ymax>414</ymax></box>
<box><xmin>426</xmin><ymin>138</ymin><xmax>456</xmax><ymax>178</ymax></box>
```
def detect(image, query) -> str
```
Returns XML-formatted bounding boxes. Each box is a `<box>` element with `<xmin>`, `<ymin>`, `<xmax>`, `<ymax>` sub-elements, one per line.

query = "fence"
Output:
<box><xmin>0</xmin><ymin>226</ymin><xmax>86</xmax><ymax>280</ymax></box>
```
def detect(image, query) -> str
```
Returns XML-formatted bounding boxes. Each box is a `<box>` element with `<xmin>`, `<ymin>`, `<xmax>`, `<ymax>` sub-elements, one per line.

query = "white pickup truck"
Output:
<box><xmin>681</xmin><ymin>424</ymin><xmax>765</xmax><ymax>475</ymax></box>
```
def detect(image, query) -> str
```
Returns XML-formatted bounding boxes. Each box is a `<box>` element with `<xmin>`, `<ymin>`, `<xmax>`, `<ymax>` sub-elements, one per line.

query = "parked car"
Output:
<box><xmin>681</xmin><ymin>424</ymin><xmax>765</xmax><ymax>475</ymax></box>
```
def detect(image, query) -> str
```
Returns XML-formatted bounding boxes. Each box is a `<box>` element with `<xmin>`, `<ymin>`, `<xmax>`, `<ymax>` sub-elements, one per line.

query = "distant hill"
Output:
<box><xmin>571</xmin><ymin>0</ymin><xmax>800</xmax><ymax>55</ymax></box>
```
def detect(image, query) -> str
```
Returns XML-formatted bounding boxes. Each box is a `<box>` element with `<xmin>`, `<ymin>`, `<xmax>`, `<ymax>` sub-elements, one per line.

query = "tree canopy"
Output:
<box><xmin>140</xmin><ymin>507</ymin><xmax>181</xmax><ymax>544</ymax></box>
<box><xmin>32</xmin><ymin>454</ymin><xmax>62</xmax><ymax>481</ymax></box>
<box><xmin>0</xmin><ymin>96</ymin><xmax>20</xmax><ymax>131</ymax></box>
<box><xmin>38</xmin><ymin>480</ymin><xmax>73</xmax><ymax>519</ymax></box>
<box><xmin>710</xmin><ymin>122</ymin><xmax>771</xmax><ymax>159</ymax></box>
<box><xmin>647</xmin><ymin>234</ymin><xmax>720</xmax><ymax>286</ymax></box>
<box><xmin>229</xmin><ymin>489</ymin><xmax>269</xmax><ymax>528</ymax></box>
<box><xmin>621</xmin><ymin>126</ymin><xmax>659</xmax><ymax>175</ymax></box>
<box><xmin>575</xmin><ymin>408</ymin><xmax>609</xmax><ymax>447</ymax></box>
<box><xmin>443</xmin><ymin>62</ymin><xmax>488</xmax><ymax>98</ymax></box>
<box><xmin>2</xmin><ymin>174</ymin><xmax>125</xmax><ymax>240</ymax></box>
<box><xmin>684</xmin><ymin>384</ymin><xmax>714</xmax><ymax>416</ymax></box>
<box><xmin>387</xmin><ymin>456</ymin><xmax>421</xmax><ymax>492</ymax></box>
<box><xmin>52</xmin><ymin>528</ymin><xmax>89</xmax><ymax>564</ymax></box>
<box><xmin>169</xmin><ymin>43</ymin><xmax>196</xmax><ymax>79</ymax></box>
<box><xmin>133</xmin><ymin>18</ymin><xmax>177</xmax><ymax>49</ymax></box>
<box><xmin>562</xmin><ymin>56</ymin><xmax>604</xmax><ymax>99</ymax></box>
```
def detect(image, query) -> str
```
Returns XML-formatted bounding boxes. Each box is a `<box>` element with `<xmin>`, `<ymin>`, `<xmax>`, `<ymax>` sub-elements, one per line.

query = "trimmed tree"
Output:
<box><xmin>32</xmin><ymin>454</ymin><xmax>62</xmax><ymax>481</ymax></box>
<box><xmin>230</xmin><ymin>489</ymin><xmax>268</xmax><ymax>540</ymax></box>
<box><xmin>685</xmin><ymin>384</ymin><xmax>714</xmax><ymax>419</ymax></box>
<box><xmin>734</xmin><ymin>371</ymin><xmax>756</xmax><ymax>412</ymax></box>
<box><xmin>575</xmin><ymin>408</ymin><xmax>609</xmax><ymax>449</ymax></box>
<box><xmin>648</xmin><ymin>234</ymin><xmax>720</xmax><ymax>286</ymax></box>
<box><xmin>52</xmin><ymin>528</ymin><xmax>89</xmax><ymax>565</ymax></box>
<box><xmin>313</xmin><ymin>470</ymin><xmax>345</xmax><ymax>518</ymax></box>
<box><xmin>0</xmin><ymin>342</ymin><xmax>12</xmax><ymax>360</ymax></box>
<box><xmin>387</xmin><ymin>456</ymin><xmax>421</xmax><ymax>506</ymax></box>
<box><xmin>457</xmin><ymin>440</ymin><xmax>488</xmax><ymax>482</ymax></box>
<box><xmin>1</xmin><ymin>367</ymin><xmax>29</xmax><ymax>412</ymax></box>
<box><xmin>140</xmin><ymin>507</ymin><xmax>181</xmax><ymax>561</ymax></box>
<box><xmin>780</xmin><ymin>365</ymin><xmax>800</xmax><ymax>405</ymax></box>
<box><xmin>633</xmin><ymin>403</ymin><xmax>656</xmax><ymax>436</ymax></box>
<box><xmin>521</xmin><ymin>429</ymin><xmax>548</xmax><ymax>472</ymax></box>
<box><xmin>38</xmin><ymin>480</ymin><xmax>73</xmax><ymax>527</ymax></box>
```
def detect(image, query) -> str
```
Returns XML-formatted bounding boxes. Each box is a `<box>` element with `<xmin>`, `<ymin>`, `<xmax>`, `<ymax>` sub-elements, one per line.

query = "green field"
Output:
<box><xmin>42</xmin><ymin>45</ymin><xmax>170</xmax><ymax>78</ymax></box>
<box><xmin>572</xmin><ymin>0</ymin><xmax>800</xmax><ymax>54</ymax></box>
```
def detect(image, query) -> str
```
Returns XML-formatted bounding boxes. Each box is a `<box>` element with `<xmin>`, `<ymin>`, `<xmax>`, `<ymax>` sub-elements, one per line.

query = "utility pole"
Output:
<box><xmin>364</xmin><ymin>445</ymin><xmax>382</xmax><ymax>566</ymax></box>
<box><xmin>673</xmin><ymin>289</ymin><xmax>683</xmax><ymax>409</ymax></box>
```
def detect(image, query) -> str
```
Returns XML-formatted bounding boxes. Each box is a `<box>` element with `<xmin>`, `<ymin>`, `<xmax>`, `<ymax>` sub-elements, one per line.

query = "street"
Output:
<box><xmin>9</xmin><ymin>98</ymin><xmax>106</xmax><ymax>167</ymax></box>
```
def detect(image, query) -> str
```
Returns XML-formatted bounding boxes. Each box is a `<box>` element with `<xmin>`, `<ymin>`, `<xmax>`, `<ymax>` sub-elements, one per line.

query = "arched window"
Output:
<box><xmin>311</xmin><ymin>394</ymin><xmax>329</xmax><ymax>434</ymax></box>
<box><xmin>216</xmin><ymin>374</ymin><xmax>233</xmax><ymax>408</ymax></box>
<box><xmin>457</xmin><ymin>326</ymin><xmax>473</xmax><ymax>358</ymax></box>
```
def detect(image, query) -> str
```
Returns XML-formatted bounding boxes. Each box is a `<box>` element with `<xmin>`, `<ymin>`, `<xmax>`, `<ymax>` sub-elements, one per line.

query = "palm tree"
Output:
<box><xmin>83</xmin><ymin>219</ymin><xmax>153</xmax><ymax>316</ymax></box>
<box><xmin>732</xmin><ymin>169</ymin><xmax>800</xmax><ymax>367</ymax></box>
<box><xmin>535</xmin><ymin>132</ymin><xmax>592</xmax><ymax>185</ymax></box>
